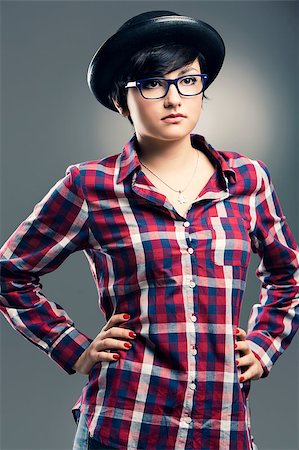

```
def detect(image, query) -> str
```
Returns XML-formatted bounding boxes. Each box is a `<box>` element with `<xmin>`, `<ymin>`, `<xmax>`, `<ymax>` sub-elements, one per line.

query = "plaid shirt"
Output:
<box><xmin>0</xmin><ymin>133</ymin><xmax>298</xmax><ymax>450</ymax></box>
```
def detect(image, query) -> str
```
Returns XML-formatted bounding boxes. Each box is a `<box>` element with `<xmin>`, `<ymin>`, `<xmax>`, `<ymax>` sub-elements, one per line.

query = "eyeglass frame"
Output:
<box><xmin>124</xmin><ymin>74</ymin><xmax>209</xmax><ymax>99</ymax></box>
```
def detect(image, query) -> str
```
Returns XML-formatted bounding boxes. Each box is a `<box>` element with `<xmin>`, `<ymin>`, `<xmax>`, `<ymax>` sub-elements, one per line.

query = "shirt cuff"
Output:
<box><xmin>246</xmin><ymin>335</ymin><xmax>272</xmax><ymax>378</ymax></box>
<box><xmin>49</xmin><ymin>326</ymin><xmax>93</xmax><ymax>375</ymax></box>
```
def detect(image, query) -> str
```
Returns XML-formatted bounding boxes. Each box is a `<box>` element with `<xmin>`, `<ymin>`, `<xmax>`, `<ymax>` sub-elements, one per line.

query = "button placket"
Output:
<box><xmin>183</xmin><ymin>220</ymin><xmax>193</xmax><ymax>250</ymax></box>
<box><xmin>181</xmin><ymin>218</ymin><xmax>197</xmax><ymax>429</ymax></box>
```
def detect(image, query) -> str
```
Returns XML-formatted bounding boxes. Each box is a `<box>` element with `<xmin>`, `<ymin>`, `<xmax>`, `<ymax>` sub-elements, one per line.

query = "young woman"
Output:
<box><xmin>0</xmin><ymin>10</ymin><xmax>298</xmax><ymax>450</ymax></box>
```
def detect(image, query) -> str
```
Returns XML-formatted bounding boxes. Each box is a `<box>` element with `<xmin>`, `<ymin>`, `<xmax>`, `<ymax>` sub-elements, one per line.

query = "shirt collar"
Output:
<box><xmin>117</xmin><ymin>132</ymin><xmax>236</xmax><ymax>187</ymax></box>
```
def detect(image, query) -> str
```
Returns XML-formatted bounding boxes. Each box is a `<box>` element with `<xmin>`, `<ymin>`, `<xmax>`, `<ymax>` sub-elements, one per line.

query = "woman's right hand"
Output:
<box><xmin>72</xmin><ymin>313</ymin><xmax>136</xmax><ymax>375</ymax></box>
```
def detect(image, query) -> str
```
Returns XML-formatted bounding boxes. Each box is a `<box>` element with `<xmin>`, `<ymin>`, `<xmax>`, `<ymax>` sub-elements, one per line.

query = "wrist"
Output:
<box><xmin>73</xmin><ymin>346</ymin><xmax>90</xmax><ymax>373</ymax></box>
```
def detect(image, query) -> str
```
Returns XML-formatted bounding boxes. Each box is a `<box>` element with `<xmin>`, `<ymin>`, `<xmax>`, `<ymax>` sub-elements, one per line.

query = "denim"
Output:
<box><xmin>72</xmin><ymin>407</ymin><xmax>259</xmax><ymax>450</ymax></box>
<box><xmin>72</xmin><ymin>409</ymin><xmax>115</xmax><ymax>449</ymax></box>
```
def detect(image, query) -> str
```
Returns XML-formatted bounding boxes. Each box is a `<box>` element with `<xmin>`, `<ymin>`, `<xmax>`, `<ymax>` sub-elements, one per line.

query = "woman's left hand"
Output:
<box><xmin>235</xmin><ymin>327</ymin><xmax>264</xmax><ymax>382</ymax></box>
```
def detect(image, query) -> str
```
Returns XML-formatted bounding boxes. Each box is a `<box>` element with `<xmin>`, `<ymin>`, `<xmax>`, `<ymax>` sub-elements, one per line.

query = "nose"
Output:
<box><xmin>164</xmin><ymin>83</ymin><xmax>182</xmax><ymax>107</ymax></box>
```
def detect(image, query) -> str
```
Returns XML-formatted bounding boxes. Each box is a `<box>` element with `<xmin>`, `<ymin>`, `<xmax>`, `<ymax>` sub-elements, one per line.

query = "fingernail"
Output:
<box><xmin>236</xmin><ymin>328</ymin><xmax>240</xmax><ymax>334</ymax></box>
<box><xmin>123</xmin><ymin>314</ymin><xmax>130</xmax><ymax>319</ymax></box>
<box><xmin>129</xmin><ymin>331</ymin><xmax>136</xmax><ymax>338</ymax></box>
<box><xmin>124</xmin><ymin>342</ymin><xmax>132</xmax><ymax>349</ymax></box>
<box><xmin>234</xmin><ymin>343</ymin><xmax>238</xmax><ymax>349</ymax></box>
<box><xmin>236</xmin><ymin>360</ymin><xmax>239</xmax><ymax>366</ymax></box>
<box><xmin>113</xmin><ymin>354</ymin><xmax>120</xmax><ymax>360</ymax></box>
<box><xmin>239</xmin><ymin>376</ymin><xmax>244</xmax><ymax>382</ymax></box>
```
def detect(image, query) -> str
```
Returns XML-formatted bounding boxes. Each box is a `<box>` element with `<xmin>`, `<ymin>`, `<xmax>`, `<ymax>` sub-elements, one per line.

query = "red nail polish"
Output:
<box><xmin>123</xmin><ymin>314</ymin><xmax>130</xmax><ymax>319</ymax></box>
<box><xmin>129</xmin><ymin>331</ymin><xmax>136</xmax><ymax>338</ymax></box>
<box><xmin>113</xmin><ymin>354</ymin><xmax>120</xmax><ymax>360</ymax></box>
<box><xmin>236</xmin><ymin>328</ymin><xmax>240</xmax><ymax>334</ymax></box>
<box><xmin>234</xmin><ymin>343</ymin><xmax>238</xmax><ymax>349</ymax></box>
<box><xmin>239</xmin><ymin>376</ymin><xmax>244</xmax><ymax>382</ymax></box>
<box><xmin>236</xmin><ymin>360</ymin><xmax>239</xmax><ymax>366</ymax></box>
<box><xmin>124</xmin><ymin>342</ymin><xmax>132</xmax><ymax>348</ymax></box>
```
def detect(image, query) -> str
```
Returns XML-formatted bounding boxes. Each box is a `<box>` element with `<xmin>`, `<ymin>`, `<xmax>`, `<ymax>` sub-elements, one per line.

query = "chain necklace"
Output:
<box><xmin>139</xmin><ymin>151</ymin><xmax>199</xmax><ymax>204</ymax></box>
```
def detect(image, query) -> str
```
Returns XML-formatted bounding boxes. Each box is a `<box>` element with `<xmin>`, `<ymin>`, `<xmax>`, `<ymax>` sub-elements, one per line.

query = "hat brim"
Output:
<box><xmin>87</xmin><ymin>15</ymin><xmax>225</xmax><ymax>112</ymax></box>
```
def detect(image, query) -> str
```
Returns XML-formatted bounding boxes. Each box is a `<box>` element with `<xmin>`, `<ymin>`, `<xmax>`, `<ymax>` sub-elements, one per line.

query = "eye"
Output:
<box><xmin>182</xmin><ymin>76</ymin><xmax>197</xmax><ymax>85</ymax></box>
<box><xmin>142</xmin><ymin>79</ymin><xmax>163</xmax><ymax>89</ymax></box>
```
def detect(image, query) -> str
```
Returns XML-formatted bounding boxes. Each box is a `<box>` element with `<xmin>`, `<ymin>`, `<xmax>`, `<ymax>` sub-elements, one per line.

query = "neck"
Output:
<box><xmin>135</xmin><ymin>133</ymin><xmax>196</xmax><ymax>172</ymax></box>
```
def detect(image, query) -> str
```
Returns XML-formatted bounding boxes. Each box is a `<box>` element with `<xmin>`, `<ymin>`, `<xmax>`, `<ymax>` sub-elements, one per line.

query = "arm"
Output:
<box><xmin>246</xmin><ymin>160</ymin><xmax>299</xmax><ymax>378</ymax></box>
<box><xmin>0</xmin><ymin>164</ymin><xmax>93</xmax><ymax>375</ymax></box>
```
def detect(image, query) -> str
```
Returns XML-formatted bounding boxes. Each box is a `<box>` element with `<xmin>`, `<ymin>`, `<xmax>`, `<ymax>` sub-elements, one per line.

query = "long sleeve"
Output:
<box><xmin>246</xmin><ymin>159</ymin><xmax>299</xmax><ymax>378</ymax></box>
<box><xmin>0</xmin><ymin>164</ymin><xmax>93</xmax><ymax>374</ymax></box>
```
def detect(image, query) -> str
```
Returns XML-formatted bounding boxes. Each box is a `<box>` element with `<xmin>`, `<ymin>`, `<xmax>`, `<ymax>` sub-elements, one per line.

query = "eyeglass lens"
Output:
<box><xmin>140</xmin><ymin>76</ymin><xmax>204</xmax><ymax>99</ymax></box>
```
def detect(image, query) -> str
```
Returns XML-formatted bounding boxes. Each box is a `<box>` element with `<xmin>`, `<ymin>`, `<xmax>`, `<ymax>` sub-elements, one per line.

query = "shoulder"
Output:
<box><xmin>217</xmin><ymin>147</ymin><xmax>268</xmax><ymax>172</ymax></box>
<box><xmin>65</xmin><ymin>152</ymin><xmax>120</xmax><ymax>177</ymax></box>
<box><xmin>64</xmin><ymin>153</ymin><xmax>122</xmax><ymax>186</ymax></box>
<box><xmin>215</xmin><ymin>146</ymin><xmax>271</xmax><ymax>188</ymax></box>
<box><xmin>62</xmin><ymin>153</ymin><xmax>122</xmax><ymax>198</ymax></box>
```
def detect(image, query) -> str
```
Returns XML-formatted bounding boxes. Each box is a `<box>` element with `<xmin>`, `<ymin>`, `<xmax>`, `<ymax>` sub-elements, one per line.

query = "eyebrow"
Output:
<box><xmin>177</xmin><ymin>66</ymin><xmax>198</xmax><ymax>75</ymax></box>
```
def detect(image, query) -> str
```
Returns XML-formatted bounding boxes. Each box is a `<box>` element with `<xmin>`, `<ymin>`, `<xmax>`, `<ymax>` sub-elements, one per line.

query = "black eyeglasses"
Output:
<box><xmin>125</xmin><ymin>74</ymin><xmax>208</xmax><ymax>99</ymax></box>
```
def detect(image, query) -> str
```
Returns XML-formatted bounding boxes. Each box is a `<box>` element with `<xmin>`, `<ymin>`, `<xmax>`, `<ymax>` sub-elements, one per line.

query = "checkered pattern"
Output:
<box><xmin>1</xmin><ymin>133</ymin><xmax>298</xmax><ymax>449</ymax></box>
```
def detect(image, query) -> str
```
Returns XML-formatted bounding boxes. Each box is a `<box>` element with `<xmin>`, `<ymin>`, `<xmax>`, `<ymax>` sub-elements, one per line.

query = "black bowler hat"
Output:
<box><xmin>87</xmin><ymin>10</ymin><xmax>225</xmax><ymax>112</ymax></box>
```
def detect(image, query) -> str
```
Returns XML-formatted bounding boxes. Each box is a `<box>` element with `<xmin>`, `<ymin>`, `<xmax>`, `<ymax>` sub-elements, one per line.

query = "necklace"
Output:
<box><xmin>139</xmin><ymin>151</ymin><xmax>199</xmax><ymax>204</ymax></box>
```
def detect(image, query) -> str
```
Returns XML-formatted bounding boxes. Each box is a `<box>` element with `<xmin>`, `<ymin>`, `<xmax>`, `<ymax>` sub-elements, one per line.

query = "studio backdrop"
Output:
<box><xmin>1</xmin><ymin>1</ymin><xmax>298</xmax><ymax>450</ymax></box>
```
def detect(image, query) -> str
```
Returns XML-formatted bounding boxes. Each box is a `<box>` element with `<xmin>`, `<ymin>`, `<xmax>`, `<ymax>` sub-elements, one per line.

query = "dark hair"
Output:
<box><xmin>109</xmin><ymin>43</ymin><xmax>209</xmax><ymax>126</ymax></box>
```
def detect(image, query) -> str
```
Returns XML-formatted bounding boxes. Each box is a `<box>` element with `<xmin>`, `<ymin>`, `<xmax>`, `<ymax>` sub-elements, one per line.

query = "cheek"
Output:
<box><xmin>193</xmin><ymin>96</ymin><xmax>203</xmax><ymax>110</ymax></box>
<box><xmin>127</xmin><ymin>95</ymin><xmax>149</xmax><ymax>122</ymax></box>
<box><xmin>128</xmin><ymin>101</ymin><xmax>158</xmax><ymax>130</ymax></box>
<box><xmin>190</xmin><ymin>98</ymin><xmax>203</xmax><ymax>119</ymax></box>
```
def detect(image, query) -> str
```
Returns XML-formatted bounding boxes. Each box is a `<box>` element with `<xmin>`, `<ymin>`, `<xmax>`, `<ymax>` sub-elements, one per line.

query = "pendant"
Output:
<box><xmin>177</xmin><ymin>191</ymin><xmax>187</xmax><ymax>204</ymax></box>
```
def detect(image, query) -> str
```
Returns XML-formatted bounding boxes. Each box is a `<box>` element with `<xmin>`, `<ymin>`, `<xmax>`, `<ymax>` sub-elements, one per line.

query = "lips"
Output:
<box><xmin>162</xmin><ymin>113</ymin><xmax>186</xmax><ymax>120</ymax></box>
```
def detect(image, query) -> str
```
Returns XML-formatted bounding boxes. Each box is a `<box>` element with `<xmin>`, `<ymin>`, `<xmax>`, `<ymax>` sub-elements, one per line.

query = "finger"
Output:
<box><xmin>92</xmin><ymin>349</ymin><xmax>122</xmax><ymax>363</ymax></box>
<box><xmin>238</xmin><ymin>363</ymin><xmax>262</xmax><ymax>383</ymax></box>
<box><xmin>236</xmin><ymin>327</ymin><xmax>247</xmax><ymax>341</ymax></box>
<box><xmin>236</xmin><ymin>353</ymin><xmax>255</xmax><ymax>368</ymax></box>
<box><xmin>104</xmin><ymin>313</ymin><xmax>131</xmax><ymax>331</ymax></box>
<box><xmin>96</xmin><ymin>336</ymin><xmax>133</xmax><ymax>352</ymax></box>
<box><xmin>89</xmin><ymin>345</ymin><xmax>123</xmax><ymax>363</ymax></box>
<box><xmin>104</xmin><ymin>326</ymin><xmax>137</xmax><ymax>341</ymax></box>
<box><xmin>235</xmin><ymin>340</ymin><xmax>251</xmax><ymax>355</ymax></box>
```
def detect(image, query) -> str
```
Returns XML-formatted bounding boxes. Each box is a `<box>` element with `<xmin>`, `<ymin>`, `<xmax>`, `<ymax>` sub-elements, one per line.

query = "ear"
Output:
<box><xmin>112</xmin><ymin>98</ymin><xmax>129</xmax><ymax>117</ymax></box>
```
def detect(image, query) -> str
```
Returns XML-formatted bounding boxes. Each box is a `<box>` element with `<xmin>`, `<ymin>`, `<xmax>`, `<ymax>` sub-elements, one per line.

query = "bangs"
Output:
<box><xmin>126</xmin><ymin>43</ymin><xmax>206</xmax><ymax>79</ymax></box>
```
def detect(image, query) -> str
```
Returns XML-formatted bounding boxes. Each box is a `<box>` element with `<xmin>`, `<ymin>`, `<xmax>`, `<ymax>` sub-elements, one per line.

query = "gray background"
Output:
<box><xmin>1</xmin><ymin>1</ymin><xmax>298</xmax><ymax>449</ymax></box>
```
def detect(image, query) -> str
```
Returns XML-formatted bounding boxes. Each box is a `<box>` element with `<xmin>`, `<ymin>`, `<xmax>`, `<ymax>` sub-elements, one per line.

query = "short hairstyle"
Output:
<box><xmin>108</xmin><ymin>43</ymin><xmax>209</xmax><ymax>126</ymax></box>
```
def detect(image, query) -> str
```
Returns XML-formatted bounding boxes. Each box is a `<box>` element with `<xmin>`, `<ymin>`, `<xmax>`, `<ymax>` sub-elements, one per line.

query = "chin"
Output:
<box><xmin>159</xmin><ymin>126</ymin><xmax>193</xmax><ymax>139</ymax></box>
<box><xmin>138</xmin><ymin>123</ymin><xmax>193</xmax><ymax>142</ymax></box>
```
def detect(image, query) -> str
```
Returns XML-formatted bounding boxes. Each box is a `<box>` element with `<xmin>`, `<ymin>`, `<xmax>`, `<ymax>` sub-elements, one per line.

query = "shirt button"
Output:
<box><xmin>191</xmin><ymin>348</ymin><xmax>197</xmax><ymax>356</ymax></box>
<box><xmin>183</xmin><ymin>221</ymin><xmax>190</xmax><ymax>227</ymax></box>
<box><xmin>184</xmin><ymin>416</ymin><xmax>192</xmax><ymax>424</ymax></box>
<box><xmin>189</xmin><ymin>280</ymin><xmax>196</xmax><ymax>288</ymax></box>
<box><xmin>191</xmin><ymin>314</ymin><xmax>197</xmax><ymax>322</ymax></box>
<box><xmin>187</xmin><ymin>248</ymin><xmax>194</xmax><ymax>254</ymax></box>
<box><xmin>189</xmin><ymin>382</ymin><xmax>196</xmax><ymax>390</ymax></box>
